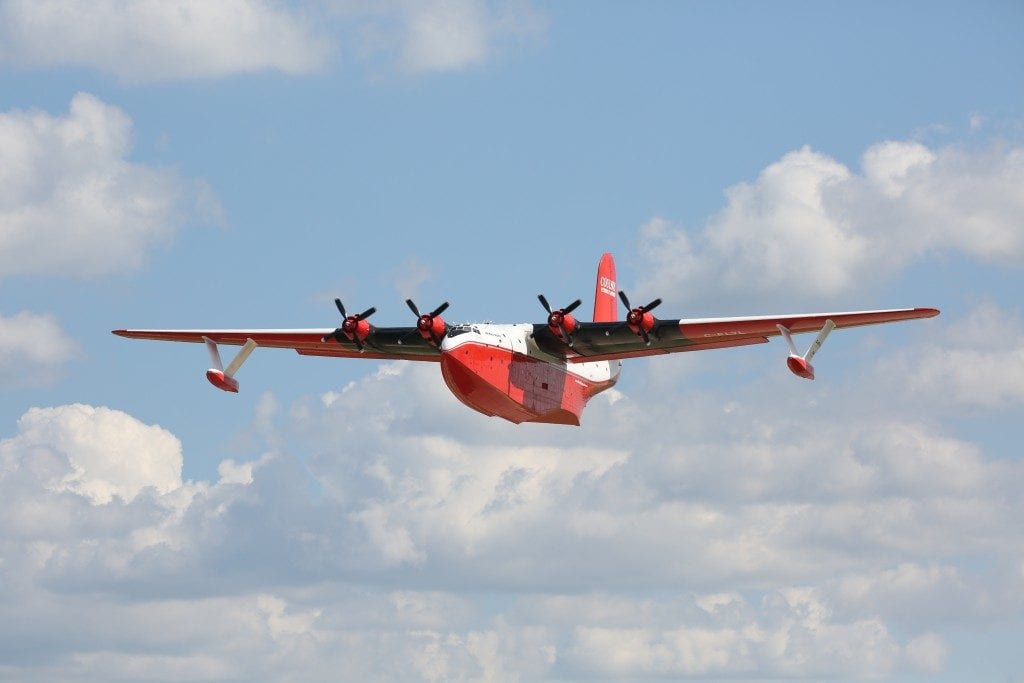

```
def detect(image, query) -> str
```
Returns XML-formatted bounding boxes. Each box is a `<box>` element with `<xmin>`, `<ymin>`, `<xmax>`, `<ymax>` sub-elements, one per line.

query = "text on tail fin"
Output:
<box><xmin>593</xmin><ymin>252</ymin><xmax>618</xmax><ymax>322</ymax></box>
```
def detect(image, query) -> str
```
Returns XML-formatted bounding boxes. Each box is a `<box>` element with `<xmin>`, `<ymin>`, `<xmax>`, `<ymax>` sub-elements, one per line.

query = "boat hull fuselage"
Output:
<box><xmin>438</xmin><ymin>325</ymin><xmax>618</xmax><ymax>425</ymax></box>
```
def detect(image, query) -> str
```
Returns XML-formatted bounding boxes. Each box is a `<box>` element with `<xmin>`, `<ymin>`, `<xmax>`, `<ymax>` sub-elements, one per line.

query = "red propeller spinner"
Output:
<box><xmin>405</xmin><ymin>299</ymin><xmax>450</xmax><ymax>346</ymax></box>
<box><xmin>616</xmin><ymin>290</ymin><xmax>661</xmax><ymax>345</ymax></box>
<box><xmin>322</xmin><ymin>298</ymin><xmax>376</xmax><ymax>351</ymax></box>
<box><xmin>538</xmin><ymin>294</ymin><xmax>581</xmax><ymax>347</ymax></box>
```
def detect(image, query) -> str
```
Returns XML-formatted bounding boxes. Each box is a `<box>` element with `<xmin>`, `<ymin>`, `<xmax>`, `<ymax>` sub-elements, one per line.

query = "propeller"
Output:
<box><xmin>607</xmin><ymin>290</ymin><xmax>661</xmax><ymax>345</ymax></box>
<box><xmin>322</xmin><ymin>298</ymin><xmax>376</xmax><ymax>351</ymax></box>
<box><xmin>538</xmin><ymin>294</ymin><xmax>582</xmax><ymax>346</ymax></box>
<box><xmin>401</xmin><ymin>299</ymin><xmax>450</xmax><ymax>346</ymax></box>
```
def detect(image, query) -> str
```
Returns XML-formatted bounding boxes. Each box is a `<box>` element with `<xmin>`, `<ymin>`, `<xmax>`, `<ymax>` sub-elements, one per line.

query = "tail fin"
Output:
<box><xmin>593</xmin><ymin>253</ymin><xmax>618</xmax><ymax>322</ymax></box>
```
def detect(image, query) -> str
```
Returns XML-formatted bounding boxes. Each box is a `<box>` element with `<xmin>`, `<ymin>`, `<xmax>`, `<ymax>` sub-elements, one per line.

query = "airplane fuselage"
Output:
<box><xmin>438</xmin><ymin>324</ymin><xmax>620</xmax><ymax>425</ymax></box>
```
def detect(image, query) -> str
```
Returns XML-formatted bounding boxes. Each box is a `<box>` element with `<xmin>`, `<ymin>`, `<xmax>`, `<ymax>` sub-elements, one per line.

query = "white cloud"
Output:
<box><xmin>0</xmin><ymin>1</ymin><xmax>545</xmax><ymax>82</ymax></box>
<box><xmin>336</xmin><ymin>0</ymin><xmax>546</xmax><ymax>76</ymax></box>
<box><xmin>391</xmin><ymin>255</ymin><xmax>435</xmax><ymax>300</ymax></box>
<box><xmin>217</xmin><ymin>458</ymin><xmax>257</xmax><ymax>486</ymax></box>
<box><xmin>0</xmin><ymin>404</ymin><xmax>183</xmax><ymax>504</ymax></box>
<box><xmin>904</xmin><ymin>632</ymin><xmax>950</xmax><ymax>674</ymax></box>
<box><xmin>638</xmin><ymin>140</ymin><xmax>1024</xmax><ymax>306</ymax></box>
<box><xmin>0</xmin><ymin>311</ymin><xmax>78</xmax><ymax>386</ymax></box>
<box><xmin>0</xmin><ymin>93</ymin><xmax>215</xmax><ymax>279</ymax></box>
<box><xmin>871</xmin><ymin>303</ymin><xmax>1024</xmax><ymax>410</ymax></box>
<box><xmin>400</xmin><ymin>0</ymin><xmax>489</xmax><ymax>73</ymax></box>
<box><xmin>0</xmin><ymin>0</ymin><xmax>333</xmax><ymax>82</ymax></box>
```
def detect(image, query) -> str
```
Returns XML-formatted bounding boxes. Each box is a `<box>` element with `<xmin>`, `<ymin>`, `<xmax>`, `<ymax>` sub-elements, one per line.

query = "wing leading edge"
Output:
<box><xmin>526</xmin><ymin>307</ymin><xmax>940</xmax><ymax>363</ymax></box>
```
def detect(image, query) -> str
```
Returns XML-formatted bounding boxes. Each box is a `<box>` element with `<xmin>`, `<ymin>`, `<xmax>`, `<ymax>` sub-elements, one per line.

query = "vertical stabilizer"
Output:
<box><xmin>593</xmin><ymin>252</ymin><xmax>618</xmax><ymax>322</ymax></box>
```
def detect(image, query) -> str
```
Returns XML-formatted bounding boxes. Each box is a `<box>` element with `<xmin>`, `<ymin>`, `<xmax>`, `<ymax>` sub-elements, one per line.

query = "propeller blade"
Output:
<box><xmin>538</xmin><ymin>294</ymin><xmax>552</xmax><ymax>313</ymax></box>
<box><xmin>640</xmin><ymin>326</ymin><xmax>651</xmax><ymax>345</ymax></box>
<box><xmin>403</xmin><ymin>299</ymin><xmax>450</xmax><ymax>347</ymax></box>
<box><xmin>356</xmin><ymin>307</ymin><xmax>376</xmax><ymax>321</ymax></box>
<box><xmin>619</xmin><ymin>290</ymin><xmax>632</xmax><ymax>310</ymax></box>
<box><xmin>564</xmin><ymin>299</ymin><xmax>582</xmax><ymax>314</ymax></box>
<box><xmin>335</xmin><ymin>298</ymin><xmax>346</xmax><ymax>318</ymax></box>
<box><xmin>558</xmin><ymin>323</ymin><xmax>573</xmax><ymax>347</ymax></box>
<box><xmin>642</xmin><ymin>298</ymin><xmax>662</xmax><ymax>313</ymax></box>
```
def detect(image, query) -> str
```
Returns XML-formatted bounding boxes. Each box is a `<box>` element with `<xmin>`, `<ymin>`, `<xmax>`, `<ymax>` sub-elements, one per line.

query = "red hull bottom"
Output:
<box><xmin>440</xmin><ymin>342</ymin><xmax>609</xmax><ymax>425</ymax></box>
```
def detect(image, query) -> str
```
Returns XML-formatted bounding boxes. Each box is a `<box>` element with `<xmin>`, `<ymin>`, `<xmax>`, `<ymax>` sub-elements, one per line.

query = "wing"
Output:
<box><xmin>530</xmin><ymin>307</ymin><xmax>940</xmax><ymax>362</ymax></box>
<box><xmin>112</xmin><ymin>327</ymin><xmax>442</xmax><ymax>362</ymax></box>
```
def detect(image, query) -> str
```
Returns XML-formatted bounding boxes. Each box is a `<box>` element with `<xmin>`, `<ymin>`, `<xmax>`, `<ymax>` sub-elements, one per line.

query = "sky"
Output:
<box><xmin>1</xmin><ymin>1</ymin><xmax>1023</xmax><ymax>680</ymax></box>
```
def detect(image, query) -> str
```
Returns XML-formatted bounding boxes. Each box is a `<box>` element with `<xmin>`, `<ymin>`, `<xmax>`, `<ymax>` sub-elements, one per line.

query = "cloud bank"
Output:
<box><xmin>1</xmin><ymin>303</ymin><xmax>1020</xmax><ymax>679</ymax></box>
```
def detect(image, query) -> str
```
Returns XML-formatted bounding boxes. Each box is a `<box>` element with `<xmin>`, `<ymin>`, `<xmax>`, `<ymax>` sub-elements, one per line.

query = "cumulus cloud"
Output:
<box><xmin>0</xmin><ymin>93</ymin><xmax>215</xmax><ymax>279</ymax></box>
<box><xmin>0</xmin><ymin>311</ymin><xmax>78</xmax><ymax>386</ymax></box>
<box><xmin>0</xmin><ymin>404</ymin><xmax>183</xmax><ymax>504</ymax></box>
<box><xmin>0</xmin><ymin>0</ymin><xmax>333</xmax><ymax>82</ymax></box>
<box><xmin>638</xmin><ymin>140</ymin><xmax>1024</xmax><ymax>306</ymax></box>
<box><xmin>0</xmin><ymin>0</ymin><xmax>545</xmax><ymax>82</ymax></box>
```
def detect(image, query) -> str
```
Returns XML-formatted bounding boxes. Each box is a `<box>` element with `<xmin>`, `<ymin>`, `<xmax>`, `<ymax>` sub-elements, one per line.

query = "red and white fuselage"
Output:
<box><xmin>439</xmin><ymin>323</ymin><xmax>620</xmax><ymax>425</ymax></box>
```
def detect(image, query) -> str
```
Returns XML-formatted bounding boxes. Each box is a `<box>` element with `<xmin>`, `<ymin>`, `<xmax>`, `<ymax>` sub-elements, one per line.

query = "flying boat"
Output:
<box><xmin>113</xmin><ymin>253</ymin><xmax>938</xmax><ymax>425</ymax></box>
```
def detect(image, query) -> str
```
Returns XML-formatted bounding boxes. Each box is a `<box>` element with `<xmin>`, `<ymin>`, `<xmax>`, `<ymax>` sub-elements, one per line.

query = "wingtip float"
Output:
<box><xmin>113</xmin><ymin>254</ymin><xmax>939</xmax><ymax>425</ymax></box>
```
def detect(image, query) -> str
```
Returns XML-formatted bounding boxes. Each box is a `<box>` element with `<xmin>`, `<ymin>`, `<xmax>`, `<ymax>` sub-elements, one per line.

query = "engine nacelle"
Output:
<box><xmin>342</xmin><ymin>316</ymin><xmax>373</xmax><ymax>344</ymax></box>
<box><xmin>786</xmin><ymin>354</ymin><xmax>815</xmax><ymax>380</ymax></box>
<box><xmin>418</xmin><ymin>313</ymin><xmax>447</xmax><ymax>342</ymax></box>
<box><xmin>547</xmin><ymin>311</ymin><xmax>578</xmax><ymax>340</ymax></box>
<box><xmin>206</xmin><ymin>368</ymin><xmax>240</xmax><ymax>392</ymax></box>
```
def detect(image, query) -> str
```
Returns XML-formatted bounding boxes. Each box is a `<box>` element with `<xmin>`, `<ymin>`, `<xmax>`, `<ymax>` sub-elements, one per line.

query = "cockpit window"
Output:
<box><xmin>447</xmin><ymin>325</ymin><xmax>481</xmax><ymax>338</ymax></box>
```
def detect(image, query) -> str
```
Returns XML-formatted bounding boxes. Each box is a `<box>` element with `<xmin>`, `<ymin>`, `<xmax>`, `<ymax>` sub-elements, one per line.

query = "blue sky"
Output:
<box><xmin>1</xmin><ymin>1</ymin><xmax>1022</xmax><ymax>680</ymax></box>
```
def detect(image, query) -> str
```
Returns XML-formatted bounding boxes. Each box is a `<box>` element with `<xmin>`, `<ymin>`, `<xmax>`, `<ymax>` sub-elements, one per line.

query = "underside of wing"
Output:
<box><xmin>528</xmin><ymin>307</ymin><xmax>940</xmax><ymax>363</ymax></box>
<box><xmin>112</xmin><ymin>327</ymin><xmax>442</xmax><ymax>362</ymax></box>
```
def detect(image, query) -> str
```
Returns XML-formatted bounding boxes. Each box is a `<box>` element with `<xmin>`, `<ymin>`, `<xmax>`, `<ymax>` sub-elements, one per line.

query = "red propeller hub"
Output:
<box><xmin>343</xmin><ymin>317</ymin><xmax>371</xmax><ymax>342</ymax></box>
<box><xmin>616</xmin><ymin>291</ymin><xmax>662</xmax><ymax>345</ymax></box>
<box><xmin>627</xmin><ymin>308</ymin><xmax>654</xmax><ymax>333</ymax></box>
<box><xmin>538</xmin><ymin>294</ymin><xmax>582</xmax><ymax>346</ymax></box>
<box><xmin>323</xmin><ymin>299</ymin><xmax>377</xmax><ymax>350</ymax></box>
<box><xmin>406</xmin><ymin>299</ymin><xmax>450</xmax><ymax>346</ymax></box>
<box><xmin>418</xmin><ymin>313</ymin><xmax>446</xmax><ymax>340</ymax></box>
<box><xmin>547</xmin><ymin>310</ymin><xmax>578</xmax><ymax>337</ymax></box>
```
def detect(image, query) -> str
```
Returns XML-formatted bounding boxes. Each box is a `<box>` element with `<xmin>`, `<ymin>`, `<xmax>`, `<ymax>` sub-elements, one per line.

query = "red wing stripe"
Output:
<box><xmin>569</xmin><ymin>336</ymin><xmax>769</xmax><ymax>363</ymax></box>
<box><xmin>679</xmin><ymin>307</ymin><xmax>938</xmax><ymax>340</ymax></box>
<box><xmin>296</xmin><ymin>349</ymin><xmax>439</xmax><ymax>362</ymax></box>
<box><xmin>113</xmin><ymin>329</ymin><xmax>329</xmax><ymax>349</ymax></box>
<box><xmin>111</xmin><ymin>329</ymin><xmax>442</xmax><ymax>362</ymax></box>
